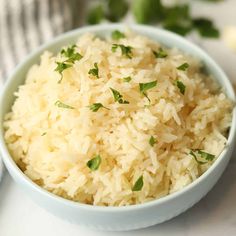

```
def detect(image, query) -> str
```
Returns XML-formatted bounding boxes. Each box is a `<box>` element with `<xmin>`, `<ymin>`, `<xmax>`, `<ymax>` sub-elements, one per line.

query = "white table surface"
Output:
<box><xmin>1</xmin><ymin>1</ymin><xmax>236</xmax><ymax>235</ymax></box>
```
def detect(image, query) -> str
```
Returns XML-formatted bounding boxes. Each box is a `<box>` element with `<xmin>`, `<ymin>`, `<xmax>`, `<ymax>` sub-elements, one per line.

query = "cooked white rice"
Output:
<box><xmin>4</xmin><ymin>31</ymin><xmax>233</xmax><ymax>206</ymax></box>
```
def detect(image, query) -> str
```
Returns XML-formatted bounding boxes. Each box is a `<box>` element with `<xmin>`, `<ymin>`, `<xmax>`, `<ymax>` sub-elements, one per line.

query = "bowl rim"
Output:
<box><xmin>0</xmin><ymin>23</ymin><xmax>236</xmax><ymax>212</ymax></box>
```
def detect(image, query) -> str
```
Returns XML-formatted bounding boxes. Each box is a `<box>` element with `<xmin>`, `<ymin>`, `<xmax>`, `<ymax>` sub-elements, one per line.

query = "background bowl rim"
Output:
<box><xmin>0</xmin><ymin>23</ymin><xmax>235</xmax><ymax>212</ymax></box>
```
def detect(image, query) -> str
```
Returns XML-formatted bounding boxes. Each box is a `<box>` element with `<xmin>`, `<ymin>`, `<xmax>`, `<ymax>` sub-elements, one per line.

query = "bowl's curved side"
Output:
<box><xmin>0</xmin><ymin>24</ymin><xmax>236</xmax><ymax>231</ymax></box>
<box><xmin>2</xmin><ymin>140</ymin><xmax>234</xmax><ymax>231</ymax></box>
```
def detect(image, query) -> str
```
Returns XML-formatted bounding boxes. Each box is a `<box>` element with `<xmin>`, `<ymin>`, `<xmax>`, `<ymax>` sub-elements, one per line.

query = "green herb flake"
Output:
<box><xmin>177</xmin><ymin>62</ymin><xmax>189</xmax><ymax>71</ymax></box>
<box><xmin>55</xmin><ymin>62</ymin><xmax>72</xmax><ymax>74</ymax></box>
<box><xmin>132</xmin><ymin>175</ymin><xmax>144</xmax><ymax>191</ymax></box>
<box><xmin>123</xmin><ymin>76</ymin><xmax>132</xmax><ymax>82</ymax></box>
<box><xmin>55</xmin><ymin>45</ymin><xmax>83</xmax><ymax>83</ymax></box>
<box><xmin>88</xmin><ymin>103</ymin><xmax>109</xmax><ymax>112</ymax></box>
<box><xmin>139</xmin><ymin>80</ymin><xmax>157</xmax><ymax>101</ymax></box>
<box><xmin>66</xmin><ymin>53</ymin><xmax>83</xmax><ymax>63</ymax></box>
<box><xmin>152</xmin><ymin>48</ymin><xmax>168</xmax><ymax>58</ymax></box>
<box><xmin>190</xmin><ymin>149</ymin><xmax>215</xmax><ymax>165</ymax></box>
<box><xmin>61</xmin><ymin>45</ymin><xmax>82</xmax><ymax>62</ymax></box>
<box><xmin>139</xmin><ymin>80</ymin><xmax>157</xmax><ymax>93</ymax></box>
<box><xmin>54</xmin><ymin>100</ymin><xmax>75</xmax><ymax>109</ymax></box>
<box><xmin>112</xmin><ymin>44</ymin><xmax>133</xmax><ymax>58</ymax></box>
<box><xmin>55</xmin><ymin>62</ymin><xmax>73</xmax><ymax>83</ymax></box>
<box><xmin>176</xmin><ymin>80</ymin><xmax>186</xmax><ymax>95</ymax></box>
<box><xmin>197</xmin><ymin>150</ymin><xmax>215</xmax><ymax>161</ymax></box>
<box><xmin>111</xmin><ymin>30</ymin><xmax>125</xmax><ymax>40</ymax></box>
<box><xmin>190</xmin><ymin>151</ymin><xmax>207</xmax><ymax>165</ymax></box>
<box><xmin>149</xmin><ymin>136</ymin><xmax>156</xmax><ymax>147</ymax></box>
<box><xmin>110</xmin><ymin>88</ymin><xmax>129</xmax><ymax>104</ymax></box>
<box><xmin>61</xmin><ymin>45</ymin><xmax>76</xmax><ymax>56</ymax></box>
<box><xmin>41</xmin><ymin>132</ymin><xmax>47</xmax><ymax>136</ymax></box>
<box><xmin>88</xmin><ymin>63</ymin><xmax>99</xmax><ymax>78</ymax></box>
<box><xmin>87</xmin><ymin>155</ymin><xmax>101</xmax><ymax>171</ymax></box>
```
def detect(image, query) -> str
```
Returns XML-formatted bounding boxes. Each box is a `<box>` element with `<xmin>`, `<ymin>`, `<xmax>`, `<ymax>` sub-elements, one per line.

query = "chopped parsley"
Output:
<box><xmin>190</xmin><ymin>151</ymin><xmax>207</xmax><ymax>165</ymax></box>
<box><xmin>112</xmin><ymin>44</ymin><xmax>133</xmax><ymax>58</ymax></box>
<box><xmin>41</xmin><ymin>132</ymin><xmax>47</xmax><ymax>136</ymax></box>
<box><xmin>197</xmin><ymin>150</ymin><xmax>215</xmax><ymax>161</ymax></box>
<box><xmin>177</xmin><ymin>62</ymin><xmax>189</xmax><ymax>71</ymax></box>
<box><xmin>111</xmin><ymin>30</ymin><xmax>125</xmax><ymax>40</ymax></box>
<box><xmin>54</xmin><ymin>100</ymin><xmax>75</xmax><ymax>109</ymax></box>
<box><xmin>152</xmin><ymin>48</ymin><xmax>168</xmax><ymax>58</ymax></box>
<box><xmin>110</xmin><ymin>88</ymin><xmax>129</xmax><ymax>104</ymax></box>
<box><xmin>55</xmin><ymin>45</ymin><xmax>83</xmax><ymax>83</ymax></box>
<box><xmin>132</xmin><ymin>175</ymin><xmax>144</xmax><ymax>191</ymax></box>
<box><xmin>61</xmin><ymin>45</ymin><xmax>83</xmax><ymax>63</ymax></box>
<box><xmin>55</xmin><ymin>62</ymin><xmax>73</xmax><ymax>74</ymax></box>
<box><xmin>88</xmin><ymin>103</ymin><xmax>109</xmax><ymax>112</ymax></box>
<box><xmin>55</xmin><ymin>62</ymin><xmax>73</xmax><ymax>83</ymax></box>
<box><xmin>149</xmin><ymin>136</ymin><xmax>156</xmax><ymax>147</ymax></box>
<box><xmin>123</xmin><ymin>76</ymin><xmax>132</xmax><ymax>82</ymax></box>
<box><xmin>190</xmin><ymin>149</ymin><xmax>215</xmax><ymax>165</ymax></box>
<box><xmin>87</xmin><ymin>155</ymin><xmax>101</xmax><ymax>171</ymax></box>
<box><xmin>139</xmin><ymin>80</ymin><xmax>157</xmax><ymax>102</ymax></box>
<box><xmin>88</xmin><ymin>63</ymin><xmax>99</xmax><ymax>78</ymax></box>
<box><xmin>139</xmin><ymin>81</ymin><xmax>157</xmax><ymax>93</ymax></box>
<box><xmin>176</xmin><ymin>80</ymin><xmax>186</xmax><ymax>95</ymax></box>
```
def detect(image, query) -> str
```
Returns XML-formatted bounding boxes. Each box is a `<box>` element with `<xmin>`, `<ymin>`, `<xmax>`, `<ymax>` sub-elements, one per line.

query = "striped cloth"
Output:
<box><xmin>0</xmin><ymin>0</ymin><xmax>87</xmax><ymax>84</ymax></box>
<box><xmin>0</xmin><ymin>0</ymin><xmax>87</xmax><ymax>180</ymax></box>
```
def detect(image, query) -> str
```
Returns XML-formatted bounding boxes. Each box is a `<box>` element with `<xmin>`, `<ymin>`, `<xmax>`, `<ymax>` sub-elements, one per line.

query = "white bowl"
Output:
<box><xmin>0</xmin><ymin>24</ymin><xmax>236</xmax><ymax>231</ymax></box>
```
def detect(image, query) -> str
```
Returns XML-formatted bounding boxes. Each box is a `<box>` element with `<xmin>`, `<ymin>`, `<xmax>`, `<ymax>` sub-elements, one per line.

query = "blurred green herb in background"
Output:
<box><xmin>87</xmin><ymin>4</ymin><xmax>104</xmax><ymax>25</ymax></box>
<box><xmin>87</xmin><ymin>0</ymin><xmax>221</xmax><ymax>38</ymax></box>
<box><xmin>133</xmin><ymin>0</ymin><xmax>163</xmax><ymax>24</ymax></box>
<box><xmin>193</xmin><ymin>18</ymin><xmax>220</xmax><ymax>38</ymax></box>
<box><xmin>106</xmin><ymin>0</ymin><xmax>129</xmax><ymax>22</ymax></box>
